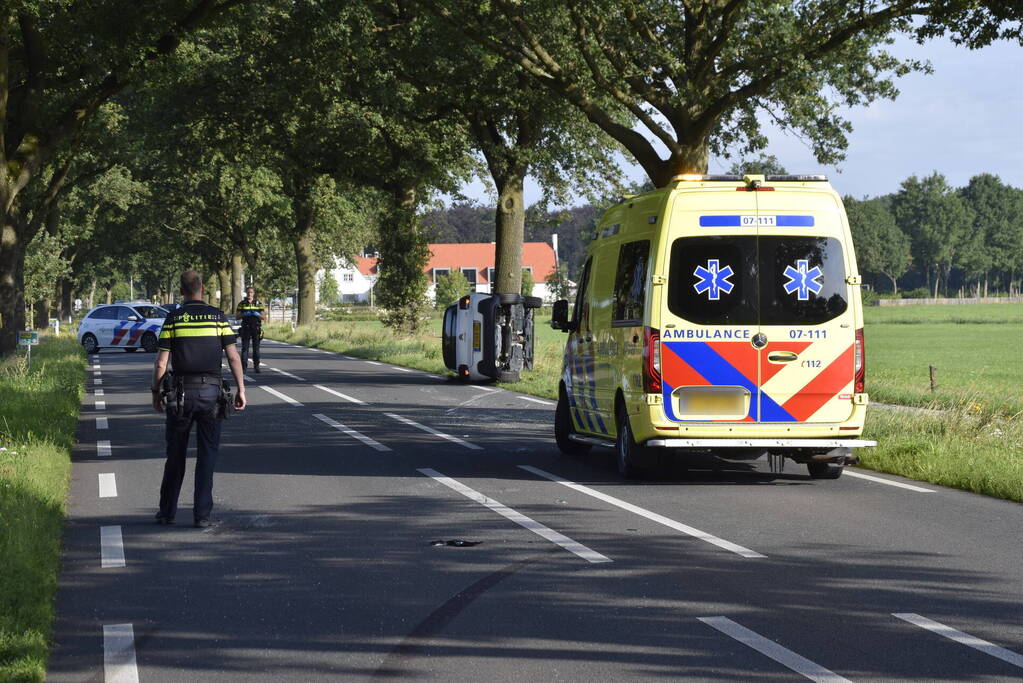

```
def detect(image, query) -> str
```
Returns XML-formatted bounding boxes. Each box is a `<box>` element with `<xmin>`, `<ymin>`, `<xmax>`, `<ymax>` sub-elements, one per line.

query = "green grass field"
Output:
<box><xmin>0</xmin><ymin>338</ymin><xmax>83</xmax><ymax>682</ymax></box>
<box><xmin>267</xmin><ymin>302</ymin><xmax>1023</xmax><ymax>502</ymax></box>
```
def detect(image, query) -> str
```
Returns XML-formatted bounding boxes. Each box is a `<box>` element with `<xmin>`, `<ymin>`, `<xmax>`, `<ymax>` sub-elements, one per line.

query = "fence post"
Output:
<box><xmin>929</xmin><ymin>365</ymin><xmax>937</xmax><ymax>393</ymax></box>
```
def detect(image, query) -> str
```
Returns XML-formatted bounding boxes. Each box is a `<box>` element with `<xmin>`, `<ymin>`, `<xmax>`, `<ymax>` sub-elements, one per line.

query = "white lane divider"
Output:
<box><xmin>699</xmin><ymin>617</ymin><xmax>850</xmax><ymax>682</ymax></box>
<box><xmin>100</xmin><ymin>525</ymin><xmax>126</xmax><ymax>568</ymax></box>
<box><xmin>96</xmin><ymin>417</ymin><xmax>108</xmax><ymax>430</ymax></box>
<box><xmin>95</xmin><ymin>397</ymin><xmax>106</xmax><ymax>410</ymax></box>
<box><xmin>418</xmin><ymin>468</ymin><xmax>611</xmax><ymax>563</ymax></box>
<box><xmin>519</xmin><ymin>466</ymin><xmax>765</xmax><ymax>559</ymax></box>
<box><xmin>260</xmin><ymin>385</ymin><xmax>304</xmax><ymax>407</ymax></box>
<box><xmin>366</xmin><ymin>361</ymin><xmax>382</xmax><ymax>366</ymax></box>
<box><xmin>267</xmin><ymin>366</ymin><xmax>306</xmax><ymax>381</ymax></box>
<box><xmin>99</xmin><ymin>473</ymin><xmax>118</xmax><ymax>498</ymax></box>
<box><xmin>385</xmin><ymin>413</ymin><xmax>482</xmax><ymax>450</ymax></box>
<box><xmin>518</xmin><ymin>396</ymin><xmax>554</xmax><ymax>406</ymax></box>
<box><xmin>97</xmin><ymin>440</ymin><xmax>112</xmax><ymax>457</ymax></box>
<box><xmin>244</xmin><ymin>375</ymin><xmax>256</xmax><ymax>383</ymax></box>
<box><xmin>95</xmin><ymin>389</ymin><xmax>105</xmax><ymax>397</ymax></box>
<box><xmin>893</xmin><ymin>613</ymin><xmax>1023</xmax><ymax>669</ymax></box>
<box><xmin>93</xmin><ymin>370</ymin><xmax>102</xmax><ymax>377</ymax></box>
<box><xmin>313</xmin><ymin>414</ymin><xmax>391</xmax><ymax>452</ymax></box>
<box><xmin>844</xmin><ymin>470</ymin><xmax>934</xmax><ymax>493</ymax></box>
<box><xmin>94</xmin><ymin>378</ymin><xmax>103</xmax><ymax>386</ymax></box>
<box><xmin>315</xmin><ymin>385</ymin><xmax>366</xmax><ymax>405</ymax></box>
<box><xmin>103</xmin><ymin>623</ymin><xmax>139</xmax><ymax>683</ymax></box>
<box><xmin>93</xmin><ymin>364</ymin><xmax>101</xmax><ymax>370</ymax></box>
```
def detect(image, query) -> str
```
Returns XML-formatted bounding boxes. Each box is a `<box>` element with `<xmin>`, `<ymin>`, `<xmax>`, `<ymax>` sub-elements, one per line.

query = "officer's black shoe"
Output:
<box><xmin>155</xmin><ymin>514</ymin><xmax>175</xmax><ymax>525</ymax></box>
<box><xmin>194</xmin><ymin>517</ymin><xmax>214</xmax><ymax>528</ymax></box>
<box><xmin>254</xmin><ymin>365</ymin><xmax>261</xmax><ymax>373</ymax></box>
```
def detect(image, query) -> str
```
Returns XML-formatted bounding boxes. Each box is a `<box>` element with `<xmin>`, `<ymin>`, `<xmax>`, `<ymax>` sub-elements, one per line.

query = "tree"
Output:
<box><xmin>727</xmin><ymin>155</ymin><xmax>788</xmax><ymax>176</ymax></box>
<box><xmin>319</xmin><ymin>271</ymin><xmax>340</xmax><ymax>306</ymax></box>
<box><xmin>892</xmin><ymin>173</ymin><xmax>975</xmax><ymax>297</ymax></box>
<box><xmin>544</xmin><ymin>262</ymin><xmax>572</xmax><ymax>302</ymax></box>
<box><xmin>434</xmin><ymin>270</ymin><xmax>471</xmax><ymax>310</ymax></box>
<box><xmin>423</xmin><ymin>1</ymin><xmax>1023</xmax><ymax>187</ymax></box>
<box><xmin>520</xmin><ymin>268</ymin><xmax>535</xmax><ymax>297</ymax></box>
<box><xmin>958</xmin><ymin>174</ymin><xmax>1023</xmax><ymax>295</ymax></box>
<box><xmin>845</xmin><ymin>196</ymin><xmax>911</xmax><ymax>294</ymax></box>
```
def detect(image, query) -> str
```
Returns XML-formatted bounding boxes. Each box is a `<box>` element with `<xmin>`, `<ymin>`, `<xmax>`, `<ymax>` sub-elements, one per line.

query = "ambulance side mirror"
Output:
<box><xmin>550</xmin><ymin>300</ymin><xmax>572</xmax><ymax>332</ymax></box>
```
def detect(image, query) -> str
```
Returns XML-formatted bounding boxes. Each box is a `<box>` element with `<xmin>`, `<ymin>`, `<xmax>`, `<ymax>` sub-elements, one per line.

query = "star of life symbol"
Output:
<box><xmin>693</xmin><ymin>259</ymin><xmax>734</xmax><ymax>301</ymax></box>
<box><xmin>783</xmin><ymin>260</ymin><xmax>824</xmax><ymax>300</ymax></box>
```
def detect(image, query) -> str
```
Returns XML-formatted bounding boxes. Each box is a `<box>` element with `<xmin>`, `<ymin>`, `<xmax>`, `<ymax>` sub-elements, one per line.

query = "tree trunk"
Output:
<box><xmin>0</xmin><ymin>218</ymin><xmax>26</xmax><ymax>354</ymax></box>
<box><xmin>33</xmin><ymin>299</ymin><xmax>49</xmax><ymax>329</ymax></box>
<box><xmin>59</xmin><ymin>278</ymin><xmax>72</xmax><ymax>320</ymax></box>
<box><xmin>293</xmin><ymin>215</ymin><xmax>317</xmax><ymax>326</ymax></box>
<box><xmin>888</xmin><ymin>274</ymin><xmax>898</xmax><ymax>295</ymax></box>
<box><xmin>231</xmin><ymin>253</ymin><xmax>244</xmax><ymax>309</ymax></box>
<box><xmin>105</xmin><ymin>283</ymin><xmax>113</xmax><ymax>304</ymax></box>
<box><xmin>88</xmin><ymin>280</ymin><xmax>96</xmax><ymax>309</ymax></box>
<box><xmin>216</xmin><ymin>266</ymin><xmax>229</xmax><ymax>310</ymax></box>
<box><xmin>661</xmin><ymin>142</ymin><xmax>711</xmax><ymax>186</ymax></box>
<box><xmin>493</xmin><ymin>172</ymin><xmax>526</xmax><ymax>296</ymax></box>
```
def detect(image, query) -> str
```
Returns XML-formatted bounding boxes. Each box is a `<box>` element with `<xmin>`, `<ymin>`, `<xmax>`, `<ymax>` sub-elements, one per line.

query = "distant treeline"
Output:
<box><xmin>424</xmin><ymin>172</ymin><xmax>1023</xmax><ymax>296</ymax></box>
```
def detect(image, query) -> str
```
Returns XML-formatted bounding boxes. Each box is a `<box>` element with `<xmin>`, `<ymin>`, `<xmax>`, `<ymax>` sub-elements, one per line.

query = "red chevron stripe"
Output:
<box><xmin>126</xmin><ymin>324</ymin><xmax>147</xmax><ymax>346</ymax></box>
<box><xmin>708</xmin><ymin>341</ymin><xmax>759</xmax><ymax>386</ymax></box>
<box><xmin>662</xmin><ymin>343</ymin><xmax>710</xmax><ymax>386</ymax></box>
<box><xmin>781</xmin><ymin>345</ymin><xmax>855</xmax><ymax>422</ymax></box>
<box><xmin>110</xmin><ymin>327</ymin><xmax>128</xmax><ymax>345</ymax></box>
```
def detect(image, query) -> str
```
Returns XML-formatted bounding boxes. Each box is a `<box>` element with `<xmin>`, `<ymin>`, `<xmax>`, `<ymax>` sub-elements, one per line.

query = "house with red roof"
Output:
<box><xmin>319</xmin><ymin>240</ymin><xmax>559</xmax><ymax>304</ymax></box>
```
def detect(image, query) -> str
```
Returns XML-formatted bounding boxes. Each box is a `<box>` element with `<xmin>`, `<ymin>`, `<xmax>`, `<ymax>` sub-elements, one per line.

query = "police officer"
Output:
<box><xmin>236</xmin><ymin>285</ymin><xmax>265</xmax><ymax>372</ymax></box>
<box><xmin>151</xmin><ymin>270</ymin><xmax>246</xmax><ymax>527</ymax></box>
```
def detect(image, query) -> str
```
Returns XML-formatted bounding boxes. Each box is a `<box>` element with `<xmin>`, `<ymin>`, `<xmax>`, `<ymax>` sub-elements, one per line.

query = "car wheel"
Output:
<box><xmin>141</xmin><ymin>332</ymin><xmax>159</xmax><ymax>353</ymax></box>
<box><xmin>81</xmin><ymin>334</ymin><xmax>98</xmax><ymax>354</ymax></box>
<box><xmin>555</xmin><ymin>387</ymin><xmax>591</xmax><ymax>456</ymax></box>
<box><xmin>807</xmin><ymin>462</ymin><xmax>843</xmax><ymax>479</ymax></box>
<box><xmin>523</xmin><ymin>295</ymin><xmax>543</xmax><ymax>309</ymax></box>
<box><xmin>498</xmin><ymin>292</ymin><xmax>523</xmax><ymax>306</ymax></box>
<box><xmin>615</xmin><ymin>404</ymin><xmax>645</xmax><ymax>479</ymax></box>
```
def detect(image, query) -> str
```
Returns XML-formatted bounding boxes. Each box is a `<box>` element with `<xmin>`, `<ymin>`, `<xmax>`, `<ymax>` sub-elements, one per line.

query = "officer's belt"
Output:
<box><xmin>175</xmin><ymin>373</ymin><xmax>222</xmax><ymax>388</ymax></box>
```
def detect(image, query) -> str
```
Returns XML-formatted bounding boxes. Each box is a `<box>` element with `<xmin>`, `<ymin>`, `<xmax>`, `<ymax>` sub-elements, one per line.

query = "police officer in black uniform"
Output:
<box><xmin>236</xmin><ymin>285</ymin><xmax>265</xmax><ymax>372</ymax></box>
<box><xmin>151</xmin><ymin>270</ymin><xmax>246</xmax><ymax>527</ymax></box>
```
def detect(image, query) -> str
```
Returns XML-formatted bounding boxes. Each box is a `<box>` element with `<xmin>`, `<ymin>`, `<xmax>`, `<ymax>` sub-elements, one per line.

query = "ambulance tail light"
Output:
<box><xmin>642</xmin><ymin>326</ymin><xmax>661</xmax><ymax>393</ymax></box>
<box><xmin>854</xmin><ymin>328</ymin><xmax>865</xmax><ymax>393</ymax></box>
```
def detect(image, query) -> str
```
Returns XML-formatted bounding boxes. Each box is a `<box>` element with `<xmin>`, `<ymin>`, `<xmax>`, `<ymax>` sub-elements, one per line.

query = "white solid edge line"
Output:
<box><xmin>469</xmin><ymin>385</ymin><xmax>498</xmax><ymax>392</ymax></box>
<box><xmin>844</xmin><ymin>469</ymin><xmax>935</xmax><ymax>492</ymax></box>
<box><xmin>518</xmin><ymin>396</ymin><xmax>555</xmax><ymax>406</ymax></box>
<box><xmin>97</xmin><ymin>440</ymin><xmax>112</xmax><ymax>457</ymax></box>
<box><xmin>699</xmin><ymin>617</ymin><xmax>851</xmax><ymax>683</ymax></box>
<box><xmin>244</xmin><ymin>375</ymin><xmax>256</xmax><ymax>383</ymax></box>
<box><xmin>519</xmin><ymin>466</ymin><xmax>765</xmax><ymax>559</ymax></box>
<box><xmin>260</xmin><ymin>385</ymin><xmax>304</xmax><ymax>406</ymax></box>
<box><xmin>313</xmin><ymin>413</ymin><xmax>391</xmax><ymax>452</ymax></box>
<box><xmin>418</xmin><ymin>468</ymin><xmax>611</xmax><ymax>563</ymax></box>
<box><xmin>893</xmin><ymin>613</ymin><xmax>1023</xmax><ymax>669</ymax></box>
<box><xmin>98</xmin><ymin>473</ymin><xmax>117</xmax><ymax>498</ymax></box>
<box><xmin>315</xmin><ymin>384</ymin><xmax>366</xmax><ymax>405</ymax></box>
<box><xmin>366</xmin><ymin>360</ymin><xmax>382</xmax><ymax>366</ymax></box>
<box><xmin>268</xmin><ymin>366</ymin><xmax>306</xmax><ymax>381</ymax></box>
<box><xmin>391</xmin><ymin>366</ymin><xmax>414</xmax><ymax>372</ymax></box>
<box><xmin>103</xmin><ymin>623</ymin><xmax>140</xmax><ymax>683</ymax></box>
<box><xmin>385</xmin><ymin>412</ymin><xmax>482</xmax><ymax>450</ymax></box>
<box><xmin>100</xmin><ymin>525</ymin><xmax>126</xmax><ymax>568</ymax></box>
<box><xmin>96</xmin><ymin>417</ymin><xmax>108</xmax><ymax>430</ymax></box>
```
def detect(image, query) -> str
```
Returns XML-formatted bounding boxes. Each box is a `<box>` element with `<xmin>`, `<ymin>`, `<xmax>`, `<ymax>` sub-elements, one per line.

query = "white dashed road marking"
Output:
<box><xmin>95</xmin><ymin>389</ymin><xmax>104</xmax><ymax>396</ymax></box>
<box><xmin>894</xmin><ymin>613</ymin><xmax>1023</xmax><ymax>669</ymax></box>
<box><xmin>98</xmin><ymin>473</ymin><xmax>117</xmax><ymax>498</ymax></box>
<box><xmin>260</xmin><ymin>385</ymin><xmax>304</xmax><ymax>407</ymax></box>
<box><xmin>844</xmin><ymin>470</ymin><xmax>935</xmax><ymax>492</ymax></box>
<box><xmin>267</xmin><ymin>366</ymin><xmax>305</xmax><ymax>381</ymax></box>
<box><xmin>100</xmin><ymin>526</ymin><xmax>126</xmax><ymax>568</ymax></box>
<box><xmin>103</xmin><ymin>623</ymin><xmax>139</xmax><ymax>683</ymax></box>
<box><xmin>518</xmin><ymin>396</ymin><xmax>554</xmax><ymax>406</ymax></box>
<box><xmin>418</xmin><ymin>468</ymin><xmax>611</xmax><ymax>564</ymax></box>
<box><xmin>699</xmin><ymin>617</ymin><xmax>851</xmax><ymax>682</ymax></box>
<box><xmin>96</xmin><ymin>417</ymin><xmax>108</xmax><ymax>430</ymax></box>
<box><xmin>313</xmin><ymin>414</ymin><xmax>391</xmax><ymax>452</ymax></box>
<box><xmin>97</xmin><ymin>440</ymin><xmax>112</xmax><ymax>457</ymax></box>
<box><xmin>94</xmin><ymin>378</ymin><xmax>103</xmax><ymax>386</ymax></box>
<box><xmin>385</xmin><ymin>413</ymin><xmax>482</xmax><ymax>450</ymax></box>
<box><xmin>519</xmin><ymin>466</ymin><xmax>765</xmax><ymax>559</ymax></box>
<box><xmin>315</xmin><ymin>385</ymin><xmax>366</xmax><ymax>405</ymax></box>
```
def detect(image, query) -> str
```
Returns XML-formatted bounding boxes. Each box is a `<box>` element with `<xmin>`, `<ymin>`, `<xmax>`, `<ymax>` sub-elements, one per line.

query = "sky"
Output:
<box><xmin>456</xmin><ymin>34</ymin><xmax>1023</xmax><ymax>207</ymax></box>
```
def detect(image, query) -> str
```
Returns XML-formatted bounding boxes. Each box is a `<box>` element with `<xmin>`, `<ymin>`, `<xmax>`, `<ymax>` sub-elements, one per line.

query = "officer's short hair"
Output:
<box><xmin>180</xmin><ymin>270</ymin><xmax>202</xmax><ymax>297</ymax></box>
<box><xmin>246</xmin><ymin>286</ymin><xmax>255</xmax><ymax>294</ymax></box>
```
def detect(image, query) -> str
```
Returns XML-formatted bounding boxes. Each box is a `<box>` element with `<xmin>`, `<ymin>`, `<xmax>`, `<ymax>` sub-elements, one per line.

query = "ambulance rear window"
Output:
<box><xmin>667</xmin><ymin>236</ymin><xmax>847</xmax><ymax>325</ymax></box>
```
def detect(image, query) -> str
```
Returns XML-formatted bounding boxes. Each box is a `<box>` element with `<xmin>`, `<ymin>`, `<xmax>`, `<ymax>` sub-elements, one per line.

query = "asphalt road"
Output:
<box><xmin>49</xmin><ymin>340</ymin><xmax>1023</xmax><ymax>682</ymax></box>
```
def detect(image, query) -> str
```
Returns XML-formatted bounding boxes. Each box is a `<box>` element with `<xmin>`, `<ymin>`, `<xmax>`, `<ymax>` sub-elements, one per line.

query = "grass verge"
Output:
<box><xmin>268</xmin><ymin>315</ymin><xmax>1023</xmax><ymax>502</ymax></box>
<box><xmin>0</xmin><ymin>338</ymin><xmax>83</xmax><ymax>682</ymax></box>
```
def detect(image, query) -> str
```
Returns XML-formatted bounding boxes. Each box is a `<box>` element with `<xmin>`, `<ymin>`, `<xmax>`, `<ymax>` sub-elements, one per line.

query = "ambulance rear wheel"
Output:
<box><xmin>615</xmin><ymin>405</ymin><xmax>645</xmax><ymax>479</ymax></box>
<box><xmin>807</xmin><ymin>462</ymin><xmax>843</xmax><ymax>479</ymax></box>
<box><xmin>555</xmin><ymin>388</ymin><xmax>590</xmax><ymax>456</ymax></box>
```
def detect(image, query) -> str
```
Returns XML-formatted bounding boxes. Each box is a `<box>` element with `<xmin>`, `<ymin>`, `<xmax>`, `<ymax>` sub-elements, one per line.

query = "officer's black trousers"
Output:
<box><xmin>240</xmin><ymin>325</ymin><xmax>261</xmax><ymax>369</ymax></box>
<box><xmin>159</xmin><ymin>385</ymin><xmax>221</xmax><ymax>521</ymax></box>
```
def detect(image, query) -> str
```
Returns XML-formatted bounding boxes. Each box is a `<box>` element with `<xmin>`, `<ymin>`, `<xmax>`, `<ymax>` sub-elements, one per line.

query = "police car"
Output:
<box><xmin>78</xmin><ymin>303</ymin><xmax>168</xmax><ymax>353</ymax></box>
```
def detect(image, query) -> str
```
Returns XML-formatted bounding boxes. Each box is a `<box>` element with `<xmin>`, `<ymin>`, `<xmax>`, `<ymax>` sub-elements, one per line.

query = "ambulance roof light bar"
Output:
<box><xmin>671</xmin><ymin>173</ymin><xmax>828</xmax><ymax>182</ymax></box>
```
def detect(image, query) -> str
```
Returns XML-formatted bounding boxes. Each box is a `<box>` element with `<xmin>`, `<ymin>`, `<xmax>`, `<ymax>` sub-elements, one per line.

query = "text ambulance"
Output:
<box><xmin>551</xmin><ymin>174</ymin><xmax>875</xmax><ymax>478</ymax></box>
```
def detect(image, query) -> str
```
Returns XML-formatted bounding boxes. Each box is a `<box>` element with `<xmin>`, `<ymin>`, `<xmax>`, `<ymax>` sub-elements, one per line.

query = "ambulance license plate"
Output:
<box><xmin>677</xmin><ymin>387</ymin><xmax>747</xmax><ymax>416</ymax></box>
<box><xmin>472</xmin><ymin>321</ymin><xmax>481</xmax><ymax>351</ymax></box>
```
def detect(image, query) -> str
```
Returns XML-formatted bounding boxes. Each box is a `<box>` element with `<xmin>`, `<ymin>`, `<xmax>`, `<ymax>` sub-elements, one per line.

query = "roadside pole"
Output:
<box><xmin>18</xmin><ymin>331</ymin><xmax>39</xmax><ymax>368</ymax></box>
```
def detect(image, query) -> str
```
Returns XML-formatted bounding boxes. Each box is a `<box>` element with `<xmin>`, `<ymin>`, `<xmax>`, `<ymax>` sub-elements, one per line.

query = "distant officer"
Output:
<box><xmin>236</xmin><ymin>285</ymin><xmax>265</xmax><ymax>372</ymax></box>
<box><xmin>151</xmin><ymin>270</ymin><xmax>246</xmax><ymax>528</ymax></box>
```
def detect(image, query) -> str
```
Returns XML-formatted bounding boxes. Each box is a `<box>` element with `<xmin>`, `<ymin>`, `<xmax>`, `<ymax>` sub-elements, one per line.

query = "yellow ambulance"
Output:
<box><xmin>550</xmin><ymin>174</ymin><xmax>875</xmax><ymax>478</ymax></box>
